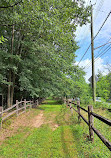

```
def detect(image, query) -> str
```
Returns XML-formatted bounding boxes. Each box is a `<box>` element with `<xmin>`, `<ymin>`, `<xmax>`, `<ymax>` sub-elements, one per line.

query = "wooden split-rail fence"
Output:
<box><xmin>0</xmin><ymin>99</ymin><xmax>33</xmax><ymax>129</ymax></box>
<box><xmin>65</xmin><ymin>99</ymin><xmax>111</xmax><ymax>151</ymax></box>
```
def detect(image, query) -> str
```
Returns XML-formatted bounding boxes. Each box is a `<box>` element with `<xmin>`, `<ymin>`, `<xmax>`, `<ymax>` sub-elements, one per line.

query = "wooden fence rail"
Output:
<box><xmin>66</xmin><ymin>99</ymin><xmax>111</xmax><ymax>151</ymax></box>
<box><xmin>0</xmin><ymin>99</ymin><xmax>33</xmax><ymax>129</ymax></box>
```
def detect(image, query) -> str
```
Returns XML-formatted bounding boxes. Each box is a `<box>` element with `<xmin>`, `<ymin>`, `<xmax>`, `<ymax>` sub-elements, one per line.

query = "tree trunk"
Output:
<box><xmin>10</xmin><ymin>72</ymin><xmax>15</xmax><ymax>105</ymax></box>
<box><xmin>7</xmin><ymin>70</ymin><xmax>11</xmax><ymax>107</ymax></box>
<box><xmin>10</xmin><ymin>24</ymin><xmax>14</xmax><ymax>106</ymax></box>
<box><xmin>7</xmin><ymin>24</ymin><xmax>14</xmax><ymax>107</ymax></box>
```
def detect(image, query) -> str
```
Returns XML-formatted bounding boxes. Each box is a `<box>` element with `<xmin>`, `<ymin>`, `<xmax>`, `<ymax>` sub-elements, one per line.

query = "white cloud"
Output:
<box><xmin>75</xmin><ymin>0</ymin><xmax>111</xmax><ymax>43</ymax></box>
<box><xmin>76</xmin><ymin>57</ymin><xmax>109</xmax><ymax>83</ymax></box>
<box><xmin>75</xmin><ymin>24</ymin><xmax>90</xmax><ymax>42</ymax></box>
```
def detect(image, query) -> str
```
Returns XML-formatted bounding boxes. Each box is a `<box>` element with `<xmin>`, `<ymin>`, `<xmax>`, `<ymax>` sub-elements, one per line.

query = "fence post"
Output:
<box><xmin>66</xmin><ymin>99</ymin><xmax>69</xmax><ymax>107</ymax></box>
<box><xmin>0</xmin><ymin>107</ymin><xmax>3</xmax><ymax>129</ymax></box>
<box><xmin>31</xmin><ymin>101</ymin><xmax>32</xmax><ymax>108</ymax></box>
<box><xmin>36</xmin><ymin>99</ymin><xmax>38</xmax><ymax>106</ymax></box>
<box><xmin>73</xmin><ymin>98</ymin><xmax>75</xmax><ymax>105</ymax></box>
<box><xmin>16</xmin><ymin>100</ymin><xmax>18</xmax><ymax>116</ymax></box>
<box><xmin>63</xmin><ymin>97</ymin><xmax>66</xmax><ymax>105</ymax></box>
<box><xmin>24</xmin><ymin>99</ymin><xmax>26</xmax><ymax>112</ymax></box>
<box><xmin>30</xmin><ymin>101</ymin><xmax>32</xmax><ymax>110</ymax></box>
<box><xmin>88</xmin><ymin>105</ymin><xmax>94</xmax><ymax>141</ymax></box>
<box><xmin>69</xmin><ymin>99</ymin><xmax>73</xmax><ymax>115</ymax></box>
<box><xmin>77</xmin><ymin>101</ymin><xmax>80</xmax><ymax>123</ymax></box>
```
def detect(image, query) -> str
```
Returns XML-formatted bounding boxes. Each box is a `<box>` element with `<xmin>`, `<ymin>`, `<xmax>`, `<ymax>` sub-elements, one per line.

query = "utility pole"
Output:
<box><xmin>91</xmin><ymin>4</ymin><xmax>96</xmax><ymax>102</ymax></box>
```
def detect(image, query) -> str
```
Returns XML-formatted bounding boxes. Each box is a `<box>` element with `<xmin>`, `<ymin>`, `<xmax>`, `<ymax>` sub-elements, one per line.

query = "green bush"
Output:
<box><xmin>93</xmin><ymin>101</ymin><xmax>110</xmax><ymax>109</ymax></box>
<box><xmin>80</xmin><ymin>95</ymin><xmax>92</xmax><ymax>105</ymax></box>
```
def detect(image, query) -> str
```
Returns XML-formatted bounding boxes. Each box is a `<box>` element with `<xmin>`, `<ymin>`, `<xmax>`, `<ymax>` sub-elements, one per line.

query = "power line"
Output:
<box><xmin>77</xmin><ymin>44</ymin><xmax>91</xmax><ymax>65</ymax></box>
<box><xmin>85</xmin><ymin>45</ymin><xmax>111</xmax><ymax>69</ymax></box>
<box><xmin>94</xmin><ymin>10</ymin><xmax>111</xmax><ymax>39</ymax></box>
<box><xmin>84</xmin><ymin>37</ymin><xmax>111</xmax><ymax>68</ymax></box>
<box><xmin>94</xmin><ymin>0</ymin><xmax>105</xmax><ymax>21</ymax></box>
<box><xmin>95</xmin><ymin>45</ymin><xmax>111</xmax><ymax>61</ymax></box>
<box><xmin>94</xmin><ymin>41</ymin><xmax>111</xmax><ymax>50</ymax></box>
<box><xmin>78</xmin><ymin>10</ymin><xmax>111</xmax><ymax>66</ymax></box>
<box><xmin>85</xmin><ymin>44</ymin><xmax>111</xmax><ymax>69</ymax></box>
<box><xmin>76</xmin><ymin>0</ymin><xmax>99</xmax><ymax>61</ymax></box>
<box><xmin>85</xmin><ymin>44</ymin><xmax>111</xmax><ymax>68</ymax></box>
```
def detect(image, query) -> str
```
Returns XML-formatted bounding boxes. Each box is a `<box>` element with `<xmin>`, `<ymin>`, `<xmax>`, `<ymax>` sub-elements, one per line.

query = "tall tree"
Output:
<box><xmin>0</xmin><ymin>0</ymin><xmax>90</xmax><ymax>106</ymax></box>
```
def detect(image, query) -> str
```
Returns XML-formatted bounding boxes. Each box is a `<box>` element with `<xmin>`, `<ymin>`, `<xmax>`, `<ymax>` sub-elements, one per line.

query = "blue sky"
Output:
<box><xmin>75</xmin><ymin>0</ymin><xmax>111</xmax><ymax>82</ymax></box>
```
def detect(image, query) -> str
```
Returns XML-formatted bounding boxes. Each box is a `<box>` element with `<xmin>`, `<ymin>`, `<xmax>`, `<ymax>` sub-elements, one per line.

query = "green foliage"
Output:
<box><xmin>94</xmin><ymin>101</ymin><xmax>110</xmax><ymax>109</ymax></box>
<box><xmin>96</xmin><ymin>72</ymin><xmax>111</xmax><ymax>101</ymax></box>
<box><xmin>97</xmin><ymin>76</ymin><xmax>110</xmax><ymax>100</ymax></box>
<box><xmin>0</xmin><ymin>36</ymin><xmax>7</xmax><ymax>44</ymax></box>
<box><xmin>0</xmin><ymin>0</ymin><xmax>91</xmax><ymax>102</ymax></box>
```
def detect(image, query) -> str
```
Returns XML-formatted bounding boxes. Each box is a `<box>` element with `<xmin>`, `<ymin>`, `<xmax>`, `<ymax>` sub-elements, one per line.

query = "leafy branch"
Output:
<box><xmin>0</xmin><ymin>0</ymin><xmax>22</xmax><ymax>9</ymax></box>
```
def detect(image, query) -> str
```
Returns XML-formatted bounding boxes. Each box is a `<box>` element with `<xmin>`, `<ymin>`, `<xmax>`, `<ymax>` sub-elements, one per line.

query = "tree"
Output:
<box><xmin>0</xmin><ymin>0</ymin><xmax>90</xmax><ymax>107</ymax></box>
<box><xmin>96</xmin><ymin>75</ymin><xmax>110</xmax><ymax>101</ymax></box>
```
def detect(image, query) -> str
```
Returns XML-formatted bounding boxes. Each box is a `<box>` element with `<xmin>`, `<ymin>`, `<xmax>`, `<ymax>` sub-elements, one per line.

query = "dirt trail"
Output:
<box><xmin>0</xmin><ymin>110</ymin><xmax>44</xmax><ymax>145</ymax></box>
<box><xmin>0</xmin><ymin>108</ymin><xmax>60</xmax><ymax>145</ymax></box>
<box><xmin>32</xmin><ymin>111</ymin><xmax>44</xmax><ymax>128</ymax></box>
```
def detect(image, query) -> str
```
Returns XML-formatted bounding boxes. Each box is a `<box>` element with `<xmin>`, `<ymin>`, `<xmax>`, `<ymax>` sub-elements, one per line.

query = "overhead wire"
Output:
<box><xmin>94</xmin><ymin>41</ymin><xmax>111</xmax><ymax>50</ymax></box>
<box><xmin>85</xmin><ymin>43</ymin><xmax>111</xmax><ymax>69</ymax></box>
<box><xmin>95</xmin><ymin>44</ymin><xmax>111</xmax><ymax>61</ymax></box>
<box><xmin>74</xmin><ymin>0</ymin><xmax>91</xmax><ymax>40</ymax></box>
<box><xmin>84</xmin><ymin>43</ymin><xmax>111</xmax><ymax>68</ymax></box>
<box><xmin>94</xmin><ymin>0</ymin><xmax>105</xmax><ymax>22</ymax></box>
<box><xmin>84</xmin><ymin>36</ymin><xmax>111</xmax><ymax>69</ymax></box>
<box><xmin>78</xmin><ymin>9</ymin><xmax>111</xmax><ymax>66</ymax></box>
<box><xmin>93</xmin><ymin>10</ymin><xmax>111</xmax><ymax>39</ymax></box>
<box><xmin>75</xmin><ymin>0</ymin><xmax>91</xmax><ymax>57</ymax></box>
<box><xmin>77</xmin><ymin>0</ymin><xmax>104</xmax><ymax>65</ymax></box>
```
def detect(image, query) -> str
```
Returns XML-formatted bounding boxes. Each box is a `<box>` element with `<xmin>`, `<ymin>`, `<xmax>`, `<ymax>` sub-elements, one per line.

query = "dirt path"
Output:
<box><xmin>0</xmin><ymin>108</ymin><xmax>59</xmax><ymax>145</ymax></box>
<box><xmin>32</xmin><ymin>111</ymin><xmax>44</xmax><ymax>128</ymax></box>
<box><xmin>0</xmin><ymin>110</ymin><xmax>44</xmax><ymax>145</ymax></box>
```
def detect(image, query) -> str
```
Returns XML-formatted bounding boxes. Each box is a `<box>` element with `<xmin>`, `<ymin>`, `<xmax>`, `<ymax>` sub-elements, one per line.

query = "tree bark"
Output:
<box><xmin>10</xmin><ymin>72</ymin><xmax>15</xmax><ymax>105</ymax></box>
<box><xmin>7</xmin><ymin>70</ymin><xmax>11</xmax><ymax>107</ymax></box>
<box><xmin>7</xmin><ymin>24</ymin><xmax>14</xmax><ymax>107</ymax></box>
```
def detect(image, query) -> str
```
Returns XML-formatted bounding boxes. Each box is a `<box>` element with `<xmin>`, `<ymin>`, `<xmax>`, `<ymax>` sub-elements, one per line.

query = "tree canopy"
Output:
<box><xmin>0</xmin><ymin>0</ymin><xmax>90</xmax><ymax>107</ymax></box>
<box><xmin>96</xmin><ymin>70</ymin><xmax>111</xmax><ymax>101</ymax></box>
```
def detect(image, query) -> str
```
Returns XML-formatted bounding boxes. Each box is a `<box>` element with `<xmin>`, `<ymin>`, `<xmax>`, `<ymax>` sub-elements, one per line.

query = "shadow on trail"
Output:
<box><xmin>37</xmin><ymin>105</ymin><xmax>61</xmax><ymax>111</ymax></box>
<box><xmin>36</xmin><ymin>107</ymin><xmax>45</xmax><ymax>111</ymax></box>
<box><xmin>36</xmin><ymin>100</ymin><xmax>61</xmax><ymax>111</ymax></box>
<box><xmin>41</xmin><ymin>101</ymin><xmax>60</xmax><ymax>105</ymax></box>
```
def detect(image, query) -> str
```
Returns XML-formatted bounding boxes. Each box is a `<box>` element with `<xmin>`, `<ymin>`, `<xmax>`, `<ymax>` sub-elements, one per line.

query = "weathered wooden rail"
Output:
<box><xmin>66</xmin><ymin>99</ymin><xmax>111</xmax><ymax>151</ymax></box>
<box><xmin>0</xmin><ymin>99</ymin><xmax>33</xmax><ymax>128</ymax></box>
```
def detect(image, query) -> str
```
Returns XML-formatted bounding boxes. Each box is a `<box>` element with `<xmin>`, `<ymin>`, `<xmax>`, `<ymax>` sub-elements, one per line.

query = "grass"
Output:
<box><xmin>71</xmin><ymin>103</ymin><xmax>111</xmax><ymax>157</ymax></box>
<box><xmin>0</xmin><ymin>99</ymin><xmax>111</xmax><ymax>158</ymax></box>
